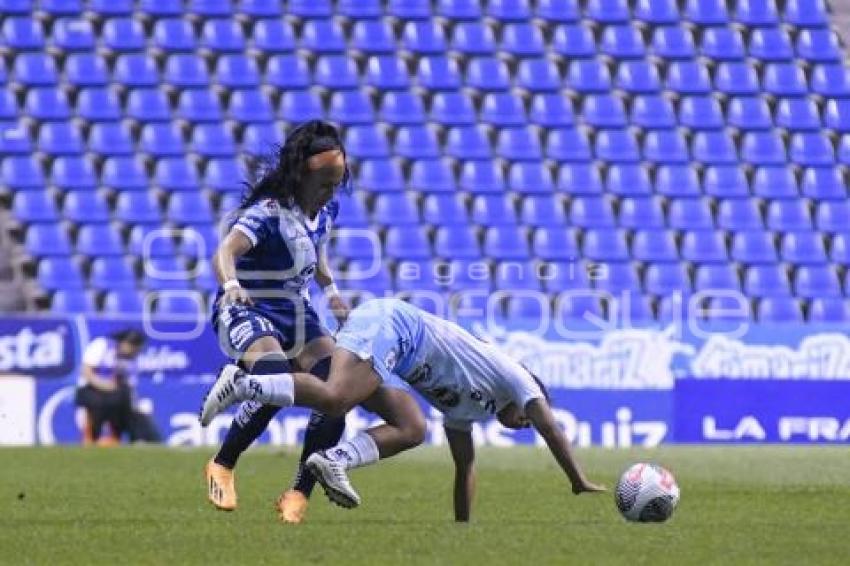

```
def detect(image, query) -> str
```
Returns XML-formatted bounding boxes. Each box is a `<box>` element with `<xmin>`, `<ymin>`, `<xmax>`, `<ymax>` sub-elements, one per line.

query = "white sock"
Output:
<box><xmin>326</xmin><ymin>431</ymin><xmax>380</xmax><ymax>470</ymax></box>
<box><xmin>239</xmin><ymin>372</ymin><xmax>294</xmax><ymax>407</ymax></box>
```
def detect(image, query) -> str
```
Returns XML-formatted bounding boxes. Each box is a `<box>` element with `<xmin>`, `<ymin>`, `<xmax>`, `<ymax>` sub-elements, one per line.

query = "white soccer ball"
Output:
<box><xmin>615</xmin><ymin>463</ymin><xmax>680</xmax><ymax>522</ymax></box>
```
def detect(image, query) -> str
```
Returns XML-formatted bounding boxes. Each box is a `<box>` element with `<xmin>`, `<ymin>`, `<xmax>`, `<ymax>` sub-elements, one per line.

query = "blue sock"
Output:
<box><xmin>291</xmin><ymin>357</ymin><xmax>346</xmax><ymax>497</ymax></box>
<box><xmin>213</xmin><ymin>354</ymin><xmax>290</xmax><ymax>469</ymax></box>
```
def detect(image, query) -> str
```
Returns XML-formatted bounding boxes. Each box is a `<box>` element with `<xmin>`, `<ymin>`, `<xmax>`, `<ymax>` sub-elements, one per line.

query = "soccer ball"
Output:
<box><xmin>615</xmin><ymin>463</ymin><xmax>680</xmax><ymax>522</ymax></box>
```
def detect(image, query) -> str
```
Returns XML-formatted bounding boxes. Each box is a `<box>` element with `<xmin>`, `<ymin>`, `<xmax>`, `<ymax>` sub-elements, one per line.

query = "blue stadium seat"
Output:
<box><xmin>52</xmin><ymin>290</ymin><xmax>96</xmax><ymax>314</ymax></box>
<box><xmin>402</xmin><ymin>20</ymin><xmax>448</xmax><ymax>55</ymax></box>
<box><xmin>643</xmin><ymin>130</ymin><xmax>689</xmax><ymax>164</ymax></box>
<box><xmin>545</xmin><ymin>127</ymin><xmax>591</xmax><ymax>162</ymax></box>
<box><xmin>2</xmin><ymin>17</ymin><xmax>45</xmax><ymax>50</ymax></box>
<box><xmin>188</xmin><ymin>0</ymin><xmax>234</xmax><ymax>18</ymax></box>
<box><xmin>394</xmin><ymin>261</ymin><xmax>442</xmax><ymax>294</ymax></box>
<box><xmin>357</xmin><ymin>159</ymin><xmax>405</xmax><ymax>193</ymax></box>
<box><xmin>25</xmin><ymin>88</ymin><xmax>71</xmax><ymax>121</ymax></box>
<box><xmin>417</xmin><ymin>56</ymin><xmax>462</xmax><ymax>90</ymax></box>
<box><xmin>766</xmin><ymin>200</ymin><xmax>813</xmax><ymax>231</ymax></box>
<box><xmin>619</xmin><ymin>198</ymin><xmax>665</xmax><ymax>229</ymax></box>
<box><xmin>434</xmin><ymin>226</ymin><xmax>481</xmax><ymax>259</ymax></box>
<box><xmin>644</xmin><ymin>263</ymin><xmax>692</xmax><ymax>296</ymax></box>
<box><xmin>668</xmin><ymin>198</ymin><xmax>714</xmax><ymax>230</ymax></box>
<box><xmin>497</xmin><ymin>127</ymin><xmax>542</xmax><ymax>161</ymax></box>
<box><xmin>76</xmin><ymin>88</ymin><xmax>121</xmax><ymax>122</ymax></box>
<box><xmin>394</xmin><ymin>125</ymin><xmax>440</xmax><ymax>160</ymax></box>
<box><xmin>156</xmin><ymin>294</ymin><xmax>205</xmax><ymax>316</ymax></box>
<box><xmin>328</xmin><ymin>90</ymin><xmax>375</xmax><ymax>126</ymax></box>
<box><xmin>748</xmin><ymin>28</ymin><xmax>793</xmax><ymax>61</ymax></box>
<box><xmin>744</xmin><ymin>265</ymin><xmax>791</xmax><ymax>297</ymax></box>
<box><xmin>651</xmin><ymin>26</ymin><xmax>696</xmax><ymax>60</ymax></box>
<box><xmin>0</xmin><ymin>121</ymin><xmax>32</xmax><ymax>155</ymax></box>
<box><xmin>732</xmin><ymin>232</ymin><xmax>778</xmax><ymax>264</ymax></box>
<box><xmin>380</xmin><ymin>92</ymin><xmax>426</xmax><ymax>126</ymax></box>
<box><xmin>763</xmin><ymin>63</ymin><xmax>808</xmax><ymax>97</ymax></box>
<box><xmin>516</xmin><ymin>58</ymin><xmax>561</xmax><ymax>93</ymax></box>
<box><xmin>279</xmin><ymin>90</ymin><xmax>323</xmax><ymax>123</ymax></box>
<box><xmin>152</xmin><ymin>18</ymin><xmax>196</xmax><ymax>52</ymax></box>
<box><xmin>102</xmin><ymin>290</ymin><xmax>144</xmax><ymax>314</ymax></box>
<box><xmin>631</xmin><ymin>229</ymin><xmax>679</xmax><ymax>262</ymax></box>
<box><xmin>582</xmin><ymin>94</ymin><xmax>627</xmax><ymax>128</ymax></box>
<box><xmin>595</xmin><ymin>263</ymin><xmax>641</xmax><ymax>294</ymax></box>
<box><xmin>63</xmin><ymin>191</ymin><xmax>110</xmax><ymax>223</ymax></box>
<box><xmin>410</xmin><ymin>159</ymin><xmax>457</xmax><ymax>193</ymax></box>
<box><xmin>250</xmin><ymin>18</ymin><xmax>294</xmax><ymax>52</ymax></box>
<box><xmin>508</xmin><ymin>163</ymin><xmax>554</xmax><ymax>195</ymax></box>
<box><xmin>14</xmin><ymin>53</ymin><xmax>58</xmax><ymax>86</ymax></box>
<box><xmin>101</xmin><ymin>157</ymin><xmax>147</xmax><ymax>191</ymax></box>
<box><xmin>228</xmin><ymin>90</ymin><xmax>273</xmax><ymax>123</ymax></box>
<box><xmin>429</xmin><ymin>92</ymin><xmax>476</xmax><ymax>126</ymax></box>
<box><xmin>616</xmin><ymin>60</ymin><xmax>661</xmax><ymax>94</ymax></box>
<box><xmin>300</xmin><ymin>19</ymin><xmax>346</xmax><ymax>54</ymax></box>
<box><xmin>12</xmin><ymin>192</ymin><xmax>58</xmax><ymax>223</ymax></box>
<box><xmin>684</xmin><ymin>0</ymin><xmax>728</xmax><ymax>24</ymax></box>
<box><xmin>606</xmin><ymin>164</ymin><xmax>652</xmax><ymax>196</ymax></box>
<box><xmin>839</xmin><ymin>135</ymin><xmax>850</xmax><ymax>165</ymax></box>
<box><xmin>776</xmin><ymin>98</ymin><xmax>821</xmax><ymax>132</ymax></box>
<box><xmin>126</xmin><ymin>88</ymin><xmax>171</xmax><ymax>122</ymax></box>
<box><xmin>164</xmin><ymin>54</ymin><xmax>210</xmax><ymax>89</ymax></box>
<box><xmin>635</xmin><ymin>0</ymin><xmax>679</xmax><ymax>23</ymax></box>
<box><xmin>752</xmin><ymin>166</ymin><xmax>798</xmax><ymax>199</ymax></box>
<box><xmin>115</xmin><ymin>192</ymin><xmax>162</xmax><ymax>224</ymax></box>
<box><xmin>678</xmin><ymin>96</ymin><xmax>724</xmax><ymax>130</ymax></box>
<box><xmin>336</xmin><ymin>0</ymin><xmax>381</xmax><ymax>18</ymax></box>
<box><xmin>334</xmin><ymin>194</ymin><xmax>369</xmax><ymax>228</ymax></box>
<box><xmin>520</xmin><ymin>195</ymin><xmax>565</xmax><ymax>227</ymax></box>
<box><xmin>497</xmin><ymin>262</ymin><xmax>543</xmax><ymax>292</ymax></box>
<box><xmin>437</xmin><ymin>0</ymin><xmax>482</xmax><ymax>20</ymax></box>
<box><xmin>703</xmin><ymin>296</ymin><xmax>753</xmax><ymax>322</ymax></box>
<box><xmin>667</xmin><ymin>61</ymin><xmax>712</xmax><ymax>95</ymax></box>
<box><xmin>551</xmin><ymin>24</ymin><xmax>595</xmax><ymax>59</ymax></box>
<box><xmin>423</xmin><ymin>194</ymin><xmax>469</xmax><ymax>226</ymax></box>
<box><xmin>536</xmin><ymin>0</ymin><xmax>580</xmax><ymax>22</ymax></box>
<box><xmin>557</xmin><ymin>163</ymin><xmax>603</xmax><ymax>195</ymax></box>
<box><xmin>203</xmin><ymin>158</ymin><xmax>243</xmax><ymax>193</ymax></box>
<box><xmin>789</xmin><ymin>132</ymin><xmax>835</xmax><ymax>167</ymax></box>
<box><xmin>569</xmin><ymin>196</ymin><xmax>616</xmax><ymax>228</ymax></box>
<box><xmin>718</xmin><ymin>199</ymin><xmax>764</xmax><ymax>231</ymax></box>
<box><xmin>350</xmin><ymin>20</ymin><xmax>395</xmax><ymax>55</ymax></box>
<box><xmin>784</xmin><ymin>0</ymin><xmax>829</xmax><ymax>27</ymax></box>
<box><xmin>816</xmin><ymin>201</ymin><xmax>850</xmax><ymax>233</ymax></box>
<box><xmin>824</xmin><ymin>99</ymin><xmax>850</xmax><ymax>133</ymax></box>
<box><xmin>695</xmin><ymin>265</ymin><xmax>742</xmax><ymax>292</ymax></box>
<box><xmin>143</xmin><ymin>257</ymin><xmax>191</xmax><ymax>291</ymax></box>
<box><xmin>631</xmin><ymin>95</ymin><xmax>676</xmax><ymax>129</ymax></box>
<box><xmin>691</xmin><ymin>131</ymin><xmax>739</xmax><ymax>165</ymax></box>
<box><xmin>266</xmin><ymin>54</ymin><xmax>311</xmax><ymax>89</ymax></box>
<box><xmin>344</xmin><ymin>125</ymin><xmax>391</xmax><ymax>159</ymax></box>
<box><xmin>176</xmin><ymin>90</ymin><xmax>222</xmax><ymax>123</ymax></box>
<box><xmin>599</xmin><ymin>25</ymin><xmax>646</xmax><ymax>59</ymax></box>
<box><xmin>102</xmin><ymin>18</ymin><xmax>145</xmax><ymax>52</ymax></box>
<box><xmin>830</xmin><ymin>234</ymin><xmax>850</xmax><ymax>265</ymax></box>
<box><xmin>794</xmin><ymin>265</ymin><xmax>842</xmax><ymax>298</ymax></box>
<box><xmin>445</xmin><ymin>126</ymin><xmax>492</xmax><ymax>160</ymax></box>
<box><xmin>444</xmin><ymin>262</ymin><xmax>490</xmax><ymax>295</ymax></box>
<box><xmin>568</xmin><ymin>60</ymin><xmax>612</xmax><ymax>93</ymax></box>
<box><xmin>582</xmin><ymin>228</ymin><xmax>629</xmax><ymax>262</ymax></box>
<box><xmin>51</xmin><ymin>156</ymin><xmax>97</xmax><ymax>191</ymax></box>
<box><xmin>180</xmin><ymin>226</ymin><xmax>220</xmax><ymax>259</ymax></box>
<box><xmin>471</xmin><ymin>195</ymin><xmax>517</xmax><ymax>226</ymax></box>
<box><xmin>137</xmin><ymin>0</ymin><xmax>181</xmax><ymax>17</ymax></box>
<box><xmin>0</xmin><ymin>0</ymin><xmax>33</xmax><ymax>15</ymax></box>
<box><xmin>533</xmin><ymin>228</ymin><xmax>580</xmax><ymax>261</ymax></box>
<box><xmin>557</xmin><ymin>295</ymin><xmax>604</xmax><ymax>320</ymax></box>
<box><xmin>0</xmin><ymin>155</ymin><xmax>46</xmax><ymax>193</ymax></box>
<box><xmin>76</xmin><ymin>224</ymin><xmax>124</xmax><ymax>257</ymax></box>
<box><xmin>373</xmin><ymin>194</ymin><xmax>420</xmax><ymax>225</ymax></box>
<box><xmin>479</xmin><ymin>93</ymin><xmax>526</xmax><ymax>128</ymax></box>
<box><xmin>681</xmin><ymin>231</ymin><xmax>728</xmax><ymax>263</ymax></box>
<box><xmin>286</xmin><ymin>0</ymin><xmax>332</xmax><ymax>18</ymax></box>
<box><xmin>703</xmin><ymin>166</ymin><xmax>749</xmax><ymax>198</ymax></box>
<box><xmin>215</xmin><ymin>55</ymin><xmax>261</xmax><ymax>89</ymax></box>
<box><xmin>450</xmin><ymin>21</ymin><xmax>496</xmax><ymax>56</ymax></box>
<box><xmin>128</xmin><ymin>225</ymin><xmax>177</xmax><ymax>258</ymax></box>
<box><xmin>586</xmin><ymin>0</ymin><xmax>630</xmax><ymax>23</ymax></box>
<box><xmin>542</xmin><ymin>260</ymin><xmax>590</xmax><ymax>292</ymax></box>
<box><xmin>594</xmin><ymin>129</ymin><xmax>640</xmax><ymax>163</ymax></box>
<box><xmin>168</xmin><ymin>193</ymin><xmax>214</xmax><ymax>224</ymax></box>
<box><xmin>114</xmin><ymin>54</ymin><xmax>159</xmax><ymax>88</ymax></box>
<box><xmin>39</xmin><ymin>258</ymin><xmax>84</xmax><ymax>291</ymax></box>
<box><xmin>38</xmin><ymin>122</ymin><xmax>84</xmax><ymax>156</ymax></box>
<box><xmin>498</xmin><ymin>22</ymin><xmax>544</xmax><ymax>57</ymax></box>
<box><xmin>465</xmin><ymin>57</ymin><xmax>510</xmax><ymax>92</ymax></box>
<box><xmin>484</xmin><ymin>226</ymin><xmax>530</xmax><ymax>261</ymax></box>
<box><xmin>781</xmin><ymin>232</ymin><xmax>827</xmax><ymax>264</ymax></box>
<box><xmin>808</xmin><ymin>298</ymin><xmax>850</xmax><ymax>322</ymax></box>
<box><xmin>810</xmin><ymin>64</ymin><xmax>850</xmax><ymax>98</ymax></box>
<box><xmin>655</xmin><ymin>165</ymin><xmax>702</xmax><ymax>197</ymax></box>
<box><xmin>530</xmin><ymin>94</ymin><xmax>575</xmax><ymax>128</ymax></box>
<box><xmin>364</xmin><ymin>56</ymin><xmax>411</xmax><ymax>91</ymax></box>
<box><xmin>0</xmin><ymin>90</ymin><xmax>16</xmax><ymax>121</ymax></box>
<box><xmin>154</xmin><ymin>157</ymin><xmax>200</xmax><ymax>192</ymax></box>
<box><xmin>736</xmin><ymin>0</ymin><xmax>779</xmax><ymax>26</ymax></box>
<box><xmin>65</xmin><ymin>53</ymin><xmax>109</xmax><ymax>88</ymax></box>
<box><xmin>25</xmin><ymin>225</ymin><xmax>71</xmax><ymax>257</ymax></box>
<box><xmin>714</xmin><ymin>62</ymin><xmax>760</xmax><ymax>96</ymax></box>
<box><xmin>700</xmin><ymin>27</ymin><xmax>745</xmax><ymax>61</ymax></box>
<box><xmin>459</xmin><ymin>161</ymin><xmax>506</xmax><ymax>194</ymax></box>
<box><xmin>727</xmin><ymin>97</ymin><xmax>772</xmax><ymax>131</ymax></box>
<box><xmin>388</xmin><ymin>0</ymin><xmax>433</xmax><ymax>19</ymax></box>
<box><xmin>200</xmin><ymin>19</ymin><xmax>245</xmax><ymax>53</ymax></box>
<box><xmin>139</xmin><ymin>123</ymin><xmax>185</xmax><ymax>158</ymax></box>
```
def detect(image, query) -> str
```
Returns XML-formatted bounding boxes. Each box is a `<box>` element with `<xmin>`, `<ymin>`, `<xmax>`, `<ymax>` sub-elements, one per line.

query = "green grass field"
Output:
<box><xmin>1</xmin><ymin>446</ymin><xmax>848</xmax><ymax>565</ymax></box>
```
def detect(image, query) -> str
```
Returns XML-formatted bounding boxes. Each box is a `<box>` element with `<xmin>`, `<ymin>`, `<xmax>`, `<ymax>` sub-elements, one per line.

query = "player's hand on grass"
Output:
<box><xmin>328</xmin><ymin>294</ymin><xmax>350</xmax><ymax>325</ymax></box>
<box><xmin>221</xmin><ymin>286</ymin><xmax>254</xmax><ymax>307</ymax></box>
<box><xmin>572</xmin><ymin>478</ymin><xmax>607</xmax><ymax>495</ymax></box>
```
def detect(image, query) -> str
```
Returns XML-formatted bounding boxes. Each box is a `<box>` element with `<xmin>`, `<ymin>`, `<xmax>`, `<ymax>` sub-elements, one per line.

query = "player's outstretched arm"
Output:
<box><xmin>525</xmin><ymin>399</ymin><xmax>606</xmax><ymax>495</ymax></box>
<box><xmin>445</xmin><ymin>426</ymin><xmax>476</xmax><ymax>522</ymax></box>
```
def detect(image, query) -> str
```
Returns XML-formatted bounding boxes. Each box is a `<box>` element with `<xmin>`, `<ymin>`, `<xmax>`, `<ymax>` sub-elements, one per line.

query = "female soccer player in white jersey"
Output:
<box><xmin>204</xmin><ymin>121</ymin><xmax>420</xmax><ymax>521</ymax></box>
<box><xmin>201</xmin><ymin>298</ymin><xmax>605</xmax><ymax>520</ymax></box>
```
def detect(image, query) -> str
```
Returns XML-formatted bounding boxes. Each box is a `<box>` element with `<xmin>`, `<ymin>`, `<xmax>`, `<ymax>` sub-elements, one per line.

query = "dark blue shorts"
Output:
<box><xmin>212</xmin><ymin>297</ymin><xmax>327</xmax><ymax>360</ymax></box>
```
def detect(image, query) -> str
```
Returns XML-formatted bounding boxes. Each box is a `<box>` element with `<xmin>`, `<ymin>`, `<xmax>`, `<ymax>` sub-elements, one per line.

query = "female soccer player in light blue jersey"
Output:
<box><xmin>201</xmin><ymin>298</ymin><xmax>605</xmax><ymax>521</ymax></box>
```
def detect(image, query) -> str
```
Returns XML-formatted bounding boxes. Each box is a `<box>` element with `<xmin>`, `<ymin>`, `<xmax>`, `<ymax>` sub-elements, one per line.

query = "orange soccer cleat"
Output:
<box><xmin>205</xmin><ymin>459</ymin><xmax>237</xmax><ymax>511</ymax></box>
<box><xmin>276</xmin><ymin>489</ymin><xmax>309</xmax><ymax>524</ymax></box>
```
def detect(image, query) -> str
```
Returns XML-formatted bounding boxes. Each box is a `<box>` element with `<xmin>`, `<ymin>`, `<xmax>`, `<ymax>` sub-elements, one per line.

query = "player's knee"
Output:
<box><xmin>402</xmin><ymin>413</ymin><xmax>427</xmax><ymax>448</ymax></box>
<box><xmin>318</xmin><ymin>384</ymin><xmax>354</xmax><ymax>418</ymax></box>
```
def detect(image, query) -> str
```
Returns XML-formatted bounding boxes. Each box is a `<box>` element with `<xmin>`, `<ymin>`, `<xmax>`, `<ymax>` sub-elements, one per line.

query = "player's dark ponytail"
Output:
<box><xmin>241</xmin><ymin>120</ymin><xmax>352</xmax><ymax>208</ymax></box>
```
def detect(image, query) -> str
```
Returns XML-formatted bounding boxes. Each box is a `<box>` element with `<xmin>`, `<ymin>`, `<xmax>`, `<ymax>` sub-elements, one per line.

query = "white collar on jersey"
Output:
<box><xmin>290</xmin><ymin>200</ymin><xmax>321</xmax><ymax>231</ymax></box>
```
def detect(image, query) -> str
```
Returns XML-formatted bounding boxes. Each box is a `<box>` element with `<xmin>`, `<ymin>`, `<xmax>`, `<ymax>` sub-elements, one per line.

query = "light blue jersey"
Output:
<box><xmin>336</xmin><ymin>299</ymin><xmax>545</xmax><ymax>431</ymax></box>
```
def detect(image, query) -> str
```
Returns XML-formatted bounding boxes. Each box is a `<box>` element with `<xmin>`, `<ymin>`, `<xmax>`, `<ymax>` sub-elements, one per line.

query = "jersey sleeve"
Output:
<box><xmin>443</xmin><ymin>418</ymin><xmax>473</xmax><ymax>433</ymax></box>
<box><xmin>232</xmin><ymin>201</ymin><xmax>277</xmax><ymax>247</ymax></box>
<box><xmin>82</xmin><ymin>337</ymin><xmax>108</xmax><ymax>367</ymax></box>
<box><xmin>507</xmin><ymin>367</ymin><xmax>546</xmax><ymax>410</ymax></box>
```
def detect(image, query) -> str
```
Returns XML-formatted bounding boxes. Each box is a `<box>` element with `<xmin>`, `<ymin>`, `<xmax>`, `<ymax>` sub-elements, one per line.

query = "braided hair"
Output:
<box><xmin>241</xmin><ymin>120</ymin><xmax>352</xmax><ymax>208</ymax></box>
